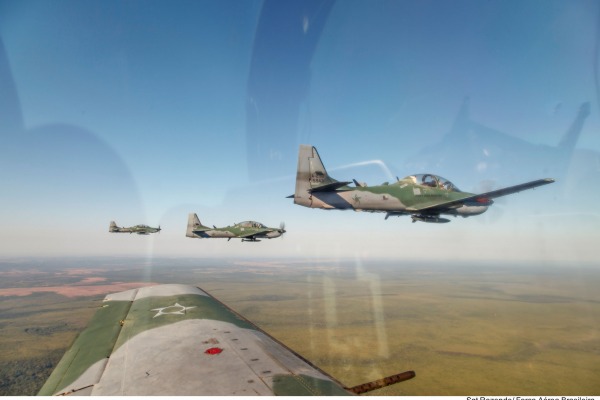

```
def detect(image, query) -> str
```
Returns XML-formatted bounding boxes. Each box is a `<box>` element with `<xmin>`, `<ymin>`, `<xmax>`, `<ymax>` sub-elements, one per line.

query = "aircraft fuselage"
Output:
<box><xmin>298</xmin><ymin>185</ymin><xmax>489</xmax><ymax>217</ymax></box>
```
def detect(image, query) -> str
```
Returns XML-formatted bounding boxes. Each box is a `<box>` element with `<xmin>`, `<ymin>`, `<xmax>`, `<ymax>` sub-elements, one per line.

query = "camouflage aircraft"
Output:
<box><xmin>186</xmin><ymin>213</ymin><xmax>285</xmax><ymax>242</ymax></box>
<box><xmin>38</xmin><ymin>284</ymin><xmax>414</xmax><ymax>395</ymax></box>
<box><xmin>290</xmin><ymin>145</ymin><xmax>555</xmax><ymax>223</ymax></box>
<box><xmin>109</xmin><ymin>221</ymin><xmax>161</xmax><ymax>235</ymax></box>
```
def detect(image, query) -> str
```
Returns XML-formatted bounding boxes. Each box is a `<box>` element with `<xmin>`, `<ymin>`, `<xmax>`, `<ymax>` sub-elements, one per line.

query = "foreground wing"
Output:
<box><xmin>412</xmin><ymin>178</ymin><xmax>555</xmax><ymax>213</ymax></box>
<box><xmin>39</xmin><ymin>284</ymin><xmax>351</xmax><ymax>396</ymax></box>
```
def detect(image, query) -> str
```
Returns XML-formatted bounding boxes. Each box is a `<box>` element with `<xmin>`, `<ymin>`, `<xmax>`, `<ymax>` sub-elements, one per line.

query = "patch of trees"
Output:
<box><xmin>0</xmin><ymin>349</ymin><xmax>63</xmax><ymax>395</ymax></box>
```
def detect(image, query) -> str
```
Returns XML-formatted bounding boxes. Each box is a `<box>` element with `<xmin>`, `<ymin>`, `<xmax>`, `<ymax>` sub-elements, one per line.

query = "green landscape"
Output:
<box><xmin>1</xmin><ymin>257</ymin><xmax>599</xmax><ymax>395</ymax></box>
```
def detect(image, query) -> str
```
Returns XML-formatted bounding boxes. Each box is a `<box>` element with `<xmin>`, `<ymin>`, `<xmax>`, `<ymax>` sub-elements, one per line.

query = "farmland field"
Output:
<box><xmin>1</xmin><ymin>257</ymin><xmax>598</xmax><ymax>395</ymax></box>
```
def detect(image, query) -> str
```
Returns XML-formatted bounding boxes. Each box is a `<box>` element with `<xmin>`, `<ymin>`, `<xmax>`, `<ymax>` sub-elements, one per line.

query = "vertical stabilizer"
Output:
<box><xmin>0</xmin><ymin>37</ymin><xmax>24</xmax><ymax>136</ymax></box>
<box><xmin>293</xmin><ymin>144</ymin><xmax>343</xmax><ymax>207</ymax></box>
<box><xmin>109</xmin><ymin>221</ymin><xmax>118</xmax><ymax>232</ymax></box>
<box><xmin>558</xmin><ymin>102</ymin><xmax>590</xmax><ymax>154</ymax></box>
<box><xmin>186</xmin><ymin>213</ymin><xmax>207</xmax><ymax>237</ymax></box>
<box><xmin>446</xmin><ymin>96</ymin><xmax>470</xmax><ymax>139</ymax></box>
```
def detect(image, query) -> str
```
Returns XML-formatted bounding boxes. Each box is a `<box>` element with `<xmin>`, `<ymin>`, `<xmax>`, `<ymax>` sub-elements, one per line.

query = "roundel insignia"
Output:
<box><xmin>205</xmin><ymin>347</ymin><xmax>223</xmax><ymax>355</ymax></box>
<box><xmin>150</xmin><ymin>302</ymin><xmax>196</xmax><ymax>318</ymax></box>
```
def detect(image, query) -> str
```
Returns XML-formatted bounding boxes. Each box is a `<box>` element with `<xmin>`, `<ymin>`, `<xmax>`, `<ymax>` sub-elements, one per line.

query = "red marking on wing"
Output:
<box><xmin>204</xmin><ymin>347</ymin><xmax>223</xmax><ymax>355</ymax></box>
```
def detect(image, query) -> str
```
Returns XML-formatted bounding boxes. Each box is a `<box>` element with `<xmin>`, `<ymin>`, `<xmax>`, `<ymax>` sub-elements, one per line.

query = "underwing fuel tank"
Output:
<box><xmin>411</xmin><ymin>215</ymin><xmax>451</xmax><ymax>223</ymax></box>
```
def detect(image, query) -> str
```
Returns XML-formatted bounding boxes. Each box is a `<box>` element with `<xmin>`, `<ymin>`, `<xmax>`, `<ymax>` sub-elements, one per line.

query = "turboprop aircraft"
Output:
<box><xmin>186</xmin><ymin>213</ymin><xmax>285</xmax><ymax>241</ymax></box>
<box><xmin>290</xmin><ymin>145</ymin><xmax>555</xmax><ymax>223</ymax></box>
<box><xmin>38</xmin><ymin>284</ymin><xmax>415</xmax><ymax>395</ymax></box>
<box><xmin>109</xmin><ymin>221</ymin><xmax>161</xmax><ymax>234</ymax></box>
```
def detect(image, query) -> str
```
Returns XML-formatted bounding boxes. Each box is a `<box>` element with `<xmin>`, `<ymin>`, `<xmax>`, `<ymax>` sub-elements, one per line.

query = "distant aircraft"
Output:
<box><xmin>290</xmin><ymin>145</ymin><xmax>555</xmax><ymax>223</ymax></box>
<box><xmin>186</xmin><ymin>213</ymin><xmax>285</xmax><ymax>242</ymax></box>
<box><xmin>109</xmin><ymin>221</ymin><xmax>161</xmax><ymax>235</ymax></box>
<box><xmin>38</xmin><ymin>284</ymin><xmax>415</xmax><ymax>395</ymax></box>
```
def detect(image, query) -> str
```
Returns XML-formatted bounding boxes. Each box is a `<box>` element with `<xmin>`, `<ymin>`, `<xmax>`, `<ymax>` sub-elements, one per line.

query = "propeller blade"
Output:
<box><xmin>279</xmin><ymin>222</ymin><xmax>286</xmax><ymax>238</ymax></box>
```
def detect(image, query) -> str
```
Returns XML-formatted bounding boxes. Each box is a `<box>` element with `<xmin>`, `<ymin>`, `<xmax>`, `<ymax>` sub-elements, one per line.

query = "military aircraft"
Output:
<box><xmin>38</xmin><ymin>284</ymin><xmax>415</xmax><ymax>395</ymax></box>
<box><xmin>290</xmin><ymin>145</ymin><xmax>555</xmax><ymax>223</ymax></box>
<box><xmin>186</xmin><ymin>213</ymin><xmax>286</xmax><ymax>242</ymax></box>
<box><xmin>109</xmin><ymin>221</ymin><xmax>161</xmax><ymax>235</ymax></box>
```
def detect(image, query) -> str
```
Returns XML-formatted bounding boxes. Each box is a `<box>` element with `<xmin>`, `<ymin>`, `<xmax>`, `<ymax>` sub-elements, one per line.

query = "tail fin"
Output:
<box><xmin>186</xmin><ymin>213</ymin><xmax>209</xmax><ymax>237</ymax></box>
<box><xmin>292</xmin><ymin>145</ymin><xmax>350</xmax><ymax>207</ymax></box>
<box><xmin>557</xmin><ymin>102</ymin><xmax>590</xmax><ymax>154</ymax></box>
<box><xmin>109</xmin><ymin>221</ymin><xmax>118</xmax><ymax>232</ymax></box>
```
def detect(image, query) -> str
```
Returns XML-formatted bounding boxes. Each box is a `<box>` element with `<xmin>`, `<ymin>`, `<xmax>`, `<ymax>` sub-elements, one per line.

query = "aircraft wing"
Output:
<box><xmin>412</xmin><ymin>178</ymin><xmax>555</xmax><ymax>213</ymax></box>
<box><xmin>237</xmin><ymin>230</ymin><xmax>270</xmax><ymax>239</ymax></box>
<box><xmin>38</xmin><ymin>284</ymin><xmax>354</xmax><ymax>396</ymax></box>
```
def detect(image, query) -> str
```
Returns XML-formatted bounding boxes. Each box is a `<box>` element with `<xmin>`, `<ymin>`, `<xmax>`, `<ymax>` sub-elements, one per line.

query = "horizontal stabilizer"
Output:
<box><xmin>308</xmin><ymin>181</ymin><xmax>352</xmax><ymax>193</ymax></box>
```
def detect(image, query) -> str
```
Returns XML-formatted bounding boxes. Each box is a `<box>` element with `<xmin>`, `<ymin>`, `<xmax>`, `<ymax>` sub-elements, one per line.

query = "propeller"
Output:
<box><xmin>278</xmin><ymin>222</ymin><xmax>286</xmax><ymax>238</ymax></box>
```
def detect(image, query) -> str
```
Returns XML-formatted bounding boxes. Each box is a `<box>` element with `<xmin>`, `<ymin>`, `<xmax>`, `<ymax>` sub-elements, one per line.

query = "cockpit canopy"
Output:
<box><xmin>237</xmin><ymin>221</ymin><xmax>266</xmax><ymax>229</ymax></box>
<box><xmin>402</xmin><ymin>174</ymin><xmax>460</xmax><ymax>192</ymax></box>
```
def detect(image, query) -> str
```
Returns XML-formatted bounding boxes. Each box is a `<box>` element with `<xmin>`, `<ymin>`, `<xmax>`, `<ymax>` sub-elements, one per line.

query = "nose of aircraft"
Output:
<box><xmin>268</xmin><ymin>222</ymin><xmax>285</xmax><ymax>238</ymax></box>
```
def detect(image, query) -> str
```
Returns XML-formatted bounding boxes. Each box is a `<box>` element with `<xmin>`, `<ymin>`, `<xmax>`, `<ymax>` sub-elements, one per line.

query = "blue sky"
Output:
<box><xmin>0</xmin><ymin>0</ymin><xmax>599</xmax><ymax>263</ymax></box>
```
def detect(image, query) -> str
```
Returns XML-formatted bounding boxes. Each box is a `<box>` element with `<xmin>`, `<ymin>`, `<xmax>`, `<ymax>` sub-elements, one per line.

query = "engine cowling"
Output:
<box><xmin>454</xmin><ymin>204</ymin><xmax>489</xmax><ymax>217</ymax></box>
